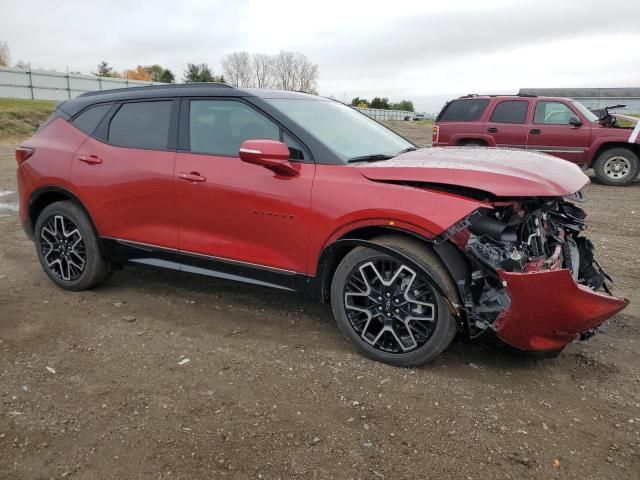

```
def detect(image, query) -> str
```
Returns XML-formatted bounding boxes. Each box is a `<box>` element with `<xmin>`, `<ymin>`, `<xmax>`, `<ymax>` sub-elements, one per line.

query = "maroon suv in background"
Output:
<box><xmin>433</xmin><ymin>94</ymin><xmax>640</xmax><ymax>186</ymax></box>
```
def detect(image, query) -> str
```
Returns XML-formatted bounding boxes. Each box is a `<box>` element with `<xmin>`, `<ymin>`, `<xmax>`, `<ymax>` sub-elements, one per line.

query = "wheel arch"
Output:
<box><xmin>590</xmin><ymin>141</ymin><xmax>640</xmax><ymax>167</ymax></box>
<box><xmin>449</xmin><ymin>133</ymin><xmax>494</xmax><ymax>147</ymax></box>
<box><xmin>307</xmin><ymin>226</ymin><xmax>472</xmax><ymax>332</ymax></box>
<box><xmin>457</xmin><ymin>138</ymin><xmax>488</xmax><ymax>147</ymax></box>
<box><xmin>28</xmin><ymin>186</ymin><xmax>97</xmax><ymax>238</ymax></box>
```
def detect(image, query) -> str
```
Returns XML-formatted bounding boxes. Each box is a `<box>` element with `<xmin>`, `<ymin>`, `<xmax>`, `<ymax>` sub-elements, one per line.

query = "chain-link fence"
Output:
<box><xmin>354</xmin><ymin>107</ymin><xmax>417</xmax><ymax>121</ymax></box>
<box><xmin>0</xmin><ymin>66</ymin><xmax>165</xmax><ymax>101</ymax></box>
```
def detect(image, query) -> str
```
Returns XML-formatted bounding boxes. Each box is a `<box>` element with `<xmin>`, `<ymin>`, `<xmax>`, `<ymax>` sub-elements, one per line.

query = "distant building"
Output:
<box><xmin>519</xmin><ymin>88</ymin><xmax>640</xmax><ymax>114</ymax></box>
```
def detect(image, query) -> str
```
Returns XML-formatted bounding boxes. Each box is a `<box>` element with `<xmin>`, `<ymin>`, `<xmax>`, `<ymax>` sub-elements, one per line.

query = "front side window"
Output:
<box><xmin>534</xmin><ymin>101</ymin><xmax>576</xmax><ymax>125</ymax></box>
<box><xmin>189</xmin><ymin>100</ymin><xmax>280</xmax><ymax>156</ymax></box>
<box><xmin>569</xmin><ymin>100</ymin><xmax>598</xmax><ymax>123</ymax></box>
<box><xmin>108</xmin><ymin>101</ymin><xmax>172</xmax><ymax>149</ymax></box>
<box><xmin>265</xmin><ymin>98</ymin><xmax>412</xmax><ymax>162</ymax></box>
<box><xmin>489</xmin><ymin>100</ymin><xmax>528</xmax><ymax>124</ymax></box>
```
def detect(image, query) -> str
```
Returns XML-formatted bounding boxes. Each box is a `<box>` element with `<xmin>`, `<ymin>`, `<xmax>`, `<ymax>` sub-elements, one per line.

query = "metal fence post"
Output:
<box><xmin>66</xmin><ymin>66</ymin><xmax>71</xmax><ymax>99</ymax></box>
<box><xmin>27</xmin><ymin>62</ymin><xmax>34</xmax><ymax>99</ymax></box>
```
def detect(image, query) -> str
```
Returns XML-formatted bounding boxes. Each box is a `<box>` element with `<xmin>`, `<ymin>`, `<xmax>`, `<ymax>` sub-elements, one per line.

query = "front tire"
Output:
<box><xmin>34</xmin><ymin>201</ymin><xmax>108</xmax><ymax>291</ymax></box>
<box><xmin>330</xmin><ymin>236</ymin><xmax>458</xmax><ymax>367</ymax></box>
<box><xmin>593</xmin><ymin>148</ymin><xmax>639</xmax><ymax>186</ymax></box>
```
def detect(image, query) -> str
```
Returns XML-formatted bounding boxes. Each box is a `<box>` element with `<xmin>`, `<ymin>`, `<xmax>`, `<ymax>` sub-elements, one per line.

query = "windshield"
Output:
<box><xmin>570</xmin><ymin>100</ymin><xmax>598</xmax><ymax>123</ymax></box>
<box><xmin>265</xmin><ymin>98</ymin><xmax>413</xmax><ymax>162</ymax></box>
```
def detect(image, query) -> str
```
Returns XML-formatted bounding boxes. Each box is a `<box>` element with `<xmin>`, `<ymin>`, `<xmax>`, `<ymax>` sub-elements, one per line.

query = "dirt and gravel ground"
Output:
<box><xmin>1</xmin><ymin>122</ymin><xmax>639</xmax><ymax>479</ymax></box>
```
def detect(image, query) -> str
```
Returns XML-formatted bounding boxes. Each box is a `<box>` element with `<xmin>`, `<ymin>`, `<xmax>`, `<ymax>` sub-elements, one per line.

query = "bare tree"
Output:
<box><xmin>295</xmin><ymin>53</ymin><xmax>319</xmax><ymax>94</ymax></box>
<box><xmin>252</xmin><ymin>53</ymin><xmax>273</xmax><ymax>89</ymax></box>
<box><xmin>271</xmin><ymin>51</ymin><xmax>297</xmax><ymax>91</ymax></box>
<box><xmin>0</xmin><ymin>41</ymin><xmax>10</xmax><ymax>67</ymax></box>
<box><xmin>270</xmin><ymin>51</ymin><xmax>318</xmax><ymax>93</ymax></box>
<box><xmin>221</xmin><ymin>50</ymin><xmax>318</xmax><ymax>93</ymax></box>
<box><xmin>221</xmin><ymin>51</ymin><xmax>253</xmax><ymax>87</ymax></box>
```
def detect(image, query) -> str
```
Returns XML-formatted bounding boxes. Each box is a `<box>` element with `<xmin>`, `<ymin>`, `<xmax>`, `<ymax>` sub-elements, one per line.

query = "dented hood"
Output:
<box><xmin>357</xmin><ymin>147</ymin><xmax>589</xmax><ymax>197</ymax></box>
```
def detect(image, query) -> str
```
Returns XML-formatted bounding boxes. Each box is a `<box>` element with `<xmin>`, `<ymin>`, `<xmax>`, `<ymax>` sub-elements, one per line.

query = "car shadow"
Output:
<box><xmin>100</xmin><ymin>265</ymin><xmax>595</xmax><ymax>375</ymax></box>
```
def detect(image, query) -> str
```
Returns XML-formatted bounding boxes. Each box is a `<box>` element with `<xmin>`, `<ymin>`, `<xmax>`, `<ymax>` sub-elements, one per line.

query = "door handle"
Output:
<box><xmin>78</xmin><ymin>154</ymin><xmax>102</xmax><ymax>165</ymax></box>
<box><xmin>529</xmin><ymin>129</ymin><xmax>542</xmax><ymax>135</ymax></box>
<box><xmin>487</xmin><ymin>127</ymin><xmax>498</xmax><ymax>133</ymax></box>
<box><xmin>178</xmin><ymin>172</ymin><xmax>206</xmax><ymax>182</ymax></box>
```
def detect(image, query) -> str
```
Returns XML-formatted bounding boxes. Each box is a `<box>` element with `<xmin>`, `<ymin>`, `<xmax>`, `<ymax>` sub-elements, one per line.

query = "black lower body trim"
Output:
<box><xmin>100</xmin><ymin>238</ymin><xmax>307</xmax><ymax>292</ymax></box>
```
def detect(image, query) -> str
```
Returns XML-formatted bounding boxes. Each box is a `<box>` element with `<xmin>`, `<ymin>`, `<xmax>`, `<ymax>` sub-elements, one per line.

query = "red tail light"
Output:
<box><xmin>15</xmin><ymin>147</ymin><xmax>35</xmax><ymax>166</ymax></box>
<box><xmin>432</xmin><ymin>125</ymin><xmax>439</xmax><ymax>143</ymax></box>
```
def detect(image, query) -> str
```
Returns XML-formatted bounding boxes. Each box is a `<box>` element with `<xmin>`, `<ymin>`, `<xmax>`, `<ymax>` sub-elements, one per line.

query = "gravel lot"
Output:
<box><xmin>1</xmin><ymin>123</ymin><xmax>639</xmax><ymax>479</ymax></box>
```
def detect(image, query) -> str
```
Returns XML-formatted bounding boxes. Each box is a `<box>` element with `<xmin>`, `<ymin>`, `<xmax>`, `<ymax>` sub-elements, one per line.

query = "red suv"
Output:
<box><xmin>16</xmin><ymin>84</ymin><xmax>628</xmax><ymax>366</ymax></box>
<box><xmin>433</xmin><ymin>94</ymin><xmax>640</xmax><ymax>186</ymax></box>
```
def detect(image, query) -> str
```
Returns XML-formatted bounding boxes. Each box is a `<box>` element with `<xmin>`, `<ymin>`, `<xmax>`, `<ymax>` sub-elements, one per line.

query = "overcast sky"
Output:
<box><xmin>2</xmin><ymin>0</ymin><xmax>639</xmax><ymax>112</ymax></box>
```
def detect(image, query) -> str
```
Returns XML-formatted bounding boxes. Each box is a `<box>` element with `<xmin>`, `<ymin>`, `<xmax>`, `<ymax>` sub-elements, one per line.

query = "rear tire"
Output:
<box><xmin>330</xmin><ymin>236</ymin><xmax>458</xmax><ymax>367</ymax></box>
<box><xmin>593</xmin><ymin>148</ymin><xmax>639</xmax><ymax>186</ymax></box>
<box><xmin>34</xmin><ymin>201</ymin><xmax>109</xmax><ymax>291</ymax></box>
<box><xmin>460</xmin><ymin>140</ymin><xmax>486</xmax><ymax>147</ymax></box>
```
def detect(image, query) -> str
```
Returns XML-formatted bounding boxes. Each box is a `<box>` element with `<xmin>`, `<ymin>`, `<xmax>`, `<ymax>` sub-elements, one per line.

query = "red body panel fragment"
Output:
<box><xmin>495</xmin><ymin>269</ymin><xmax>628</xmax><ymax>351</ymax></box>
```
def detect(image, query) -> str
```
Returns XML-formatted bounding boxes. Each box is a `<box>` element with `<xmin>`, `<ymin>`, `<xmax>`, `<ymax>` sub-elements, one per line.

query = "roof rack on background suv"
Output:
<box><xmin>77</xmin><ymin>82</ymin><xmax>234</xmax><ymax>98</ymax></box>
<box><xmin>458</xmin><ymin>93</ymin><xmax>538</xmax><ymax>99</ymax></box>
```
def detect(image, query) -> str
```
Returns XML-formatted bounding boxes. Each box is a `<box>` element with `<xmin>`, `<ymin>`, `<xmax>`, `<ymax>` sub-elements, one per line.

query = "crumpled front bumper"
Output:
<box><xmin>494</xmin><ymin>268</ymin><xmax>629</xmax><ymax>351</ymax></box>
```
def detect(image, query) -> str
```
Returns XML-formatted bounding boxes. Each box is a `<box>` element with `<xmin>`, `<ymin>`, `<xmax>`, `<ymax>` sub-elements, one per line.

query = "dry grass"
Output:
<box><xmin>0</xmin><ymin>98</ymin><xmax>56</xmax><ymax>145</ymax></box>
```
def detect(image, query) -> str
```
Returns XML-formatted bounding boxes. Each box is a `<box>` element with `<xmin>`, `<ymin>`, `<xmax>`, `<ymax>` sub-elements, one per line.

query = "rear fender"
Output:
<box><xmin>450</xmin><ymin>133</ymin><xmax>496</xmax><ymax>147</ymax></box>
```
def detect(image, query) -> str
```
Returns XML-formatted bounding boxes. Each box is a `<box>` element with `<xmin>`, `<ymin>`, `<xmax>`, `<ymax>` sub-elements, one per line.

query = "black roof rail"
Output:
<box><xmin>458</xmin><ymin>93</ymin><xmax>538</xmax><ymax>99</ymax></box>
<box><xmin>77</xmin><ymin>82</ymin><xmax>234</xmax><ymax>98</ymax></box>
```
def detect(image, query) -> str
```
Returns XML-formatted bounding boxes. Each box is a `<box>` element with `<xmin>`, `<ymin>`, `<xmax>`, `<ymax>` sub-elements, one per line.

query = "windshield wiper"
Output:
<box><xmin>347</xmin><ymin>146</ymin><xmax>417</xmax><ymax>164</ymax></box>
<box><xmin>347</xmin><ymin>154</ymin><xmax>394</xmax><ymax>163</ymax></box>
<box><xmin>397</xmin><ymin>146</ymin><xmax>417</xmax><ymax>155</ymax></box>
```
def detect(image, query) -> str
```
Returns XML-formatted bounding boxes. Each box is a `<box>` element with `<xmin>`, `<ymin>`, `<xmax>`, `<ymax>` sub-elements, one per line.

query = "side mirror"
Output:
<box><xmin>239</xmin><ymin>139</ymin><xmax>299</xmax><ymax>176</ymax></box>
<box><xmin>568</xmin><ymin>116</ymin><xmax>583</xmax><ymax>127</ymax></box>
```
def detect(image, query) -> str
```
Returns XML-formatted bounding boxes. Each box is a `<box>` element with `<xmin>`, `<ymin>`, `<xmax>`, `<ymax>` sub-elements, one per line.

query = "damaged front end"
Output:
<box><xmin>443</xmin><ymin>193</ymin><xmax>629</xmax><ymax>351</ymax></box>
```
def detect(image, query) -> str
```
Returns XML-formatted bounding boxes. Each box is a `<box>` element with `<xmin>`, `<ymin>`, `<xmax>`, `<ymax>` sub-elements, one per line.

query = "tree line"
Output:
<box><xmin>88</xmin><ymin>50</ymin><xmax>318</xmax><ymax>93</ymax></box>
<box><xmin>93</xmin><ymin>61</ymin><xmax>177</xmax><ymax>83</ymax></box>
<box><xmin>0</xmin><ymin>41</ymin><xmax>319</xmax><ymax>94</ymax></box>
<box><xmin>351</xmin><ymin>96</ymin><xmax>415</xmax><ymax>112</ymax></box>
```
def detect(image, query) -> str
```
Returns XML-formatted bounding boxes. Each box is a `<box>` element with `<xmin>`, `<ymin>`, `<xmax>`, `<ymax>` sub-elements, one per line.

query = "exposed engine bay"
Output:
<box><xmin>596</xmin><ymin>105</ymin><xmax>638</xmax><ymax>130</ymax></box>
<box><xmin>444</xmin><ymin>193</ymin><xmax>613</xmax><ymax>337</ymax></box>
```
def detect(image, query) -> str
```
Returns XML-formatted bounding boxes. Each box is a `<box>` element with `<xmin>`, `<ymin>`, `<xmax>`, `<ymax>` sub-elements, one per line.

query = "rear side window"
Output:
<box><xmin>437</xmin><ymin>99</ymin><xmax>489</xmax><ymax>122</ymax></box>
<box><xmin>108</xmin><ymin>101</ymin><xmax>172</xmax><ymax>150</ymax></box>
<box><xmin>72</xmin><ymin>104</ymin><xmax>111</xmax><ymax>135</ymax></box>
<box><xmin>489</xmin><ymin>100</ymin><xmax>528</xmax><ymax>124</ymax></box>
<box><xmin>189</xmin><ymin>100</ymin><xmax>280</xmax><ymax>156</ymax></box>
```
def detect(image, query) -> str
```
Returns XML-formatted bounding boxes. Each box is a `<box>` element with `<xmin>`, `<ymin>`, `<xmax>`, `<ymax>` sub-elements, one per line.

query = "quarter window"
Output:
<box><xmin>72</xmin><ymin>104</ymin><xmax>112</xmax><ymax>135</ymax></box>
<box><xmin>534</xmin><ymin>101</ymin><xmax>575</xmax><ymax>125</ymax></box>
<box><xmin>489</xmin><ymin>101</ymin><xmax>528</xmax><ymax>124</ymax></box>
<box><xmin>189</xmin><ymin>100</ymin><xmax>280</xmax><ymax>156</ymax></box>
<box><xmin>437</xmin><ymin>99</ymin><xmax>490</xmax><ymax>122</ymax></box>
<box><xmin>108</xmin><ymin>101</ymin><xmax>173</xmax><ymax>150</ymax></box>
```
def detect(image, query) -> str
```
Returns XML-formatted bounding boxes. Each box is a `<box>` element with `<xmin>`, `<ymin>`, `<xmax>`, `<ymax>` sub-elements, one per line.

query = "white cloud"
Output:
<box><xmin>1</xmin><ymin>0</ymin><xmax>639</xmax><ymax>112</ymax></box>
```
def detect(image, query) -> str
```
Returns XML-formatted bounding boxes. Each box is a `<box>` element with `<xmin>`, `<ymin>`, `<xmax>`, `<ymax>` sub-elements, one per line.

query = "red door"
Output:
<box><xmin>484</xmin><ymin>100</ymin><xmax>530</xmax><ymax>148</ymax></box>
<box><xmin>70</xmin><ymin>100</ymin><xmax>178</xmax><ymax>248</ymax></box>
<box><xmin>174</xmin><ymin>99</ymin><xmax>314</xmax><ymax>273</ymax></box>
<box><xmin>526</xmin><ymin>100</ymin><xmax>591</xmax><ymax>164</ymax></box>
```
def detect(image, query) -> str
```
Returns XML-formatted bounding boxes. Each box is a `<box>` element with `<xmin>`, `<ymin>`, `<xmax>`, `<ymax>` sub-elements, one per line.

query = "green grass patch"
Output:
<box><xmin>0</xmin><ymin>98</ymin><xmax>56</xmax><ymax>145</ymax></box>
